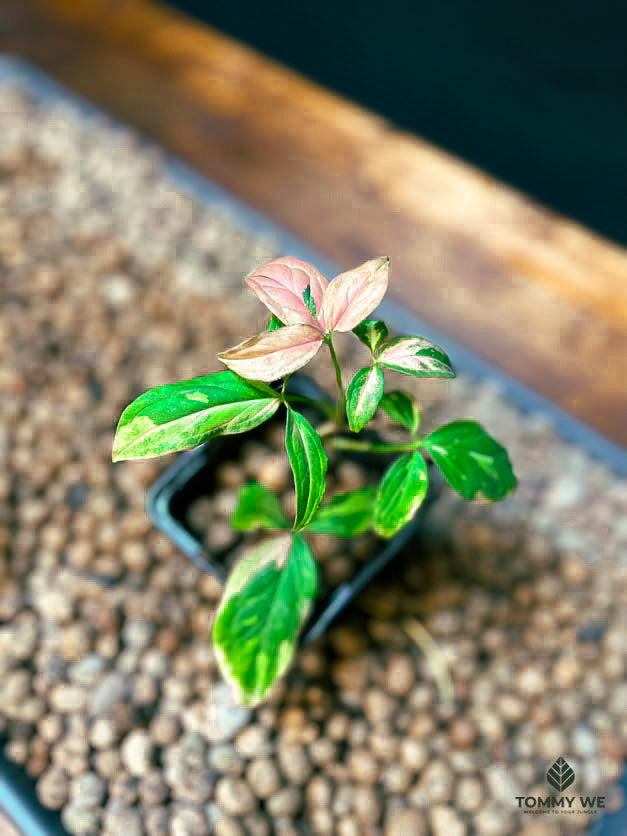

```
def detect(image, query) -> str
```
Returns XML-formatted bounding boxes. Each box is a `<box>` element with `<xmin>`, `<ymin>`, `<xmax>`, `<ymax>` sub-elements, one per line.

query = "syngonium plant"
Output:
<box><xmin>113</xmin><ymin>256</ymin><xmax>517</xmax><ymax>705</ymax></box>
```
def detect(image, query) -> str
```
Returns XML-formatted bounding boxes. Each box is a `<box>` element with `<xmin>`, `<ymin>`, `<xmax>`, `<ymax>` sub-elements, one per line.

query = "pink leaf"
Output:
<box><xmin>218</xmin><ymin>325</ymin><xmax>324</xmax><ymax>382</ymax></box>
<box><xmin>321</xmin><ymin>256</ymin><xmax>389</xmax><ymax>332</ymax></box>
<box><xmin>245</xmin><ymin>257</ymin><xmax>328</xmax><ymax>328</ymax></box>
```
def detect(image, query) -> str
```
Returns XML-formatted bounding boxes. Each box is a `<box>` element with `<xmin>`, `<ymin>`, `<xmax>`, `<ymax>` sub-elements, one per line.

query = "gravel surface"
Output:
<box><xmin>0</xmin><ymin>82</ymin><xmax>625</xmax><ymax>835</ymax></box>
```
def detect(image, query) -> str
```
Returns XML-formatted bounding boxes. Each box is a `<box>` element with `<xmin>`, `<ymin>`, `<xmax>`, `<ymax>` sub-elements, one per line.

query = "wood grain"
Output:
<box><xmin>3</xmin><ymin>0</ymin><xmax>627</xmax><ymax>445</ymax></box>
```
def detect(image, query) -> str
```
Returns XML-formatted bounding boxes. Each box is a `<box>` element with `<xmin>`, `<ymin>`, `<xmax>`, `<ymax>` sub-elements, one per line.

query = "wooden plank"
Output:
<box><xmin>3</xmin><ymin>0</ymin><xmax>627</xmax><ymax>445</ymax></box>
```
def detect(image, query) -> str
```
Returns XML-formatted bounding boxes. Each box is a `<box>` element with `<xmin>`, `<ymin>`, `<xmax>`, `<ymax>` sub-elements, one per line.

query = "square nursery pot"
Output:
<box><xmin>145</xmin><ymin>374</ymin><xmax>440</xmax><ymax>642</ymax></box>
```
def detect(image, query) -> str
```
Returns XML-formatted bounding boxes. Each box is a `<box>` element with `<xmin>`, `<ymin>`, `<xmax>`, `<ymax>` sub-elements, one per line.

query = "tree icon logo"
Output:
<box><xmin>546</xmin><ymin>757</ymin><xmax>575</xmax><ymax>792</ymax></box>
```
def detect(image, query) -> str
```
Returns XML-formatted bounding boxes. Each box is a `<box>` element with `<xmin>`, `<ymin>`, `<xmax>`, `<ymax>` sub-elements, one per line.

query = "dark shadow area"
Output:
<box><xmin>168</xmin><ymin>0</ymin><xmax>627</xmax><ymax>246</ymax></box>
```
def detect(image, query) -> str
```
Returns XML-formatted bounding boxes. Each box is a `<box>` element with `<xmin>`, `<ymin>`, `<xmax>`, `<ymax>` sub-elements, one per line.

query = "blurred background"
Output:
<box><xmin>1</xmin><ymin>2</ymin><xmax>627</xmax><ymax>835</ymax></box>
<box><xmin>168</xmin><ymin>0</ymin><xmax>627</xmax><ymax>246</ymax></box>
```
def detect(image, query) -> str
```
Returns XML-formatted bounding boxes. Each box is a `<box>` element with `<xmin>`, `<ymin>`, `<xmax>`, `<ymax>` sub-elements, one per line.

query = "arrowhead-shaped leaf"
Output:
<box><xmin>345</xmin><ymin>366</ymin><xmax>384</xmax><ymax>432</ymax></box>
<box><xmin>353</xmin><ymin>319</ymin><xmax>389</xmax><ymax>353</ymax></box>
<box><xmin>321</xmin><ymin>257</ymin><xmax>389</xmax><ymax>332</ymax></box>
<box><xmin>212</xmin><ymin>533</ymin><xmax>318</xmax><ymax>706</ymax></box>
<box><xmin>113</xmin><ymin>371</ymin><xmax>280</xmax><ymax>461</ymax></box>
<box><xmin>380</xmin><ymin>390</ymin><xmax>421</xmax><ymax>433</ymax></box>
<box><xmin>218</xmin><ymin>324</ymin><xmax>324</xmax><ymax>382</ymax></box>
<box><xmin>377</xmin><ymin>336</ymin><xmax>455</xmax><ymax>379</ymax></box>
<box><xmin>420</xmin><ymin>421</ymin><xmax>517</xmax><ymax>500</ymax></box>
<box><xmin>230</xmin><ymin>483</ymin><xmax>289</xmax><ymax>531</ymax></box>
<box><xmin>246</xmin><ymin>256</ymin><xmax>328</xmax><ymax>329</ymax></box>
<box><xmin>374</xmin><ymin>451</ymin><xmax>429</xmax><ymax>537</ymax></box>
<box><xmin>546</xmin><ymin>757</ymin><xmax>575</xmax><ymax>793</ymax></box>
<box><xmin>304</xmin><ymin>486</ymin><xmax>377</xmax><ymax>537</ymax></box>
<box><xmin>285</xmin><ymin>407</ymin><xmax>328</xmax><ymax>530</ymax></box>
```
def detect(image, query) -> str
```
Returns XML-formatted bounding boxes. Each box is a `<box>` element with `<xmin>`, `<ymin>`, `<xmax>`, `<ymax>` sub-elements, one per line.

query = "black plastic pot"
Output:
<box><xmin>145</xmin><ymin>374</ymin><xmax>439</xmax><ymax>641</ymax></box>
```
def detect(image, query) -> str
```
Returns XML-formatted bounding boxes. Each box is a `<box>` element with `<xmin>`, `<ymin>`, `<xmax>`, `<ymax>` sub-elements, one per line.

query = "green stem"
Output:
<box><xmin>324</xmin><ymin>334</ymin><xmax>345</xmax><ymax>428</ymax></box>
<box><xmin>331</xmin><ymin>436</ymin><xmax>418</xmax><ymax>455</ymax></box>
<box><xmin>284</xmin><ymin>393</ymin><xmax>335</xmax><ymax>420</ymax></box>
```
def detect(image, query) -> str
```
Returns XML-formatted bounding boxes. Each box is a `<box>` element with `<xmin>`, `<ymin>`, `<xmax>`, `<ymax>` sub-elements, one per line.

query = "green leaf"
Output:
<box><xmin>304</xmin><ymin>486</ymin><xmax>376</xmax><ymax>537</ymax></box>
<box><xmin>377</xmin><ymin>336</ymin><xmax>455</xmax><ymax>379</ymax></box>
<box><xmin>113</xmin><ymin>371</ymin><xmax>280</xmax><ymax>461</ymax></box>
<box><xmin>380</xmin><ymin>390</ymin><xmax>421</xmax><ymax>433</ymax></box>
<box><xmin>266</xmin><ymin>314</ymin><xmax>284</xmax><ymax>332</ymax></box>
<box><xmin>374</xmin><ymin>451</ymin><xmax>429</xmax><ymax>537</ymax></box>
<box><xmin>302</xmin><ymin>285</ymin><xmax>317</xmax><ymax>317</ymax></box>
<box><xmin>230</xmin><ymin>482</ymin><xmax>289</xmax><ymax>531</ymax></box>
<box><xmin>212</xmin><ymin>533</ymin><xmax>317</xmax><ymax>706</ymax></box>
<box><xmin>353</xmin><ymin>318</ymin><xmax>389</xmax><ymax>353</ymax></box>
<box><xmin>345</xmin><ymin>366</ymin><xmax>384</xmax><ymax>432</ymax></box>
<box><xmin>420</xmin><ymin>420</ymin><xmax>517</xmax><ymax>501</ymax></box>
<box><xmin>285</xmin><ymin>407</ymin><xmax>328</xmax><ymax>530</ymax></box>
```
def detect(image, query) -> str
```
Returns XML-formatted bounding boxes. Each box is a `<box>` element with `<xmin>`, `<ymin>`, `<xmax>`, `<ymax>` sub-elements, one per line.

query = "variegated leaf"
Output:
<box><xmin>218</xmin><ymin>325</ymin><xmax>324</xmax><ymax>382</ymax></box>
<box><xmin>112</xmin><ymin>371</ymin><xmax>280</xmax><ymax>461</ymax></box>
<box><xmin>420</xmin><ymin>421</ymin><xmax>517</xmax><ymax>501</ymax></box>
<box><xmin>212</xmin><ymin>533</ymin><xmax>318</xmax><ymax>706</ymax></box>
<box><xmin>345</xmin><ymin>366</ymin><xmax>384</xmax><ymax>432</ymax></box>
<box><xmin>246</xmin><ymin>257</ymin><xmax>328</xmax><ymax>329</ymax></box>
<box><xmin>374</xmin><ymin>451</ymin><xmax>429</xmax><ymax>537</ymax></box>
<box><xmin>377</xmin><ymin>336</ymin><xmax>455</xmax><ymax>379</ymax></box>
<box><xmin>285</xmin><ymin>407</ymin><xmax>328</xmax><ymax>530</ymax></box>
<box><xmin>321</xmin><ymin>256</ymin><xmax>389</xmax><ymax>332</ymax></box>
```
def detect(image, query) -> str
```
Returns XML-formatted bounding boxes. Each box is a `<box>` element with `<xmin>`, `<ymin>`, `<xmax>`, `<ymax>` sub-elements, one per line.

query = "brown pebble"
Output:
<box><xmin>408</xmin><ymin>714</ymin><xmax>436</xmax><ymax>740</ymax></box>
<box><xmin>234</xmin><ymin>724</ymin><xmax>272</xmax><ymax>758</ymax></box>
<box><xmin>37</xmin><ymin>766</ymin><xmax>69</xmax><ymax>809</ymax></box>
<box><xmin>347</xmin><ymin>747</ymin><xmax>379</xmax><ymax>784</ymax></box>
<box><xmin>449</xmin><ymin>717</ymin><xmax>477</xmax><ymax>748</ymax></box>
<box><xmin>456</xmin><ymin>776</ymin><xmax>483</xmax><ymax>812</ymax></box>
<box><xmin>277</xmin><ymin>742</ymin><xmax>312</xmax><ymax>785</ymax></box>
<box><xmin>352</xmin><ymin>784</ymin><xmax>381</xmax><ymax>822</ymax></box>
<box><xmin>384</xmin><ymin>807</ymin><xmax>426</xmax><ymax>836</ymax></box>
<box><xmin>109</xmin><ymin>772</ymin><xmax>139</xmax><ymax>805</ymax></box>
<box><xmin>242</xmin><ymin>813</ymin><xmax>270</xmax><ymax>836</ymax></box>
<box><xmin>383</xmin><ymin>762</ymin><xmax>412</xmax><ymax>794</ymax></box>
<box><xmin>363</xmin><ymin>688</ymin><xmax>396</xmax><ymax>724</ymax></box>
<box><xmin>69</xmin><ymin>771</ymin><xmax>106</xmax><ymax>807</ymax></box>
<box><xmin>138</xmin><ymin>770</ymin><xmax>169</xmax><ymax>806</ymax></box>
<box><xmin>48</xmin><ymin>684</ymin><xmax>87</xmax><ymax>713</ymax></box>
<box><xmin>308</xmin><ymin>738</ymin><xmax>337</xmax><ymax>767</ymax></box>
<box><xmin>400</xmin><ymin>738</ymin><xmax>429</xmax><ymax>771</ymax></box>
<box><xmin>266</xmin><ymin>786</ymin><xmax>303</xmax><ymax>817</ymax></box>
<box><xmin>144</xmin><ymin>806</ymin><xmax>170</xmax><ymax>836</ymax></box>
<box><xmin>336</xmin><ymin>818</ymin><xmax>361</xmax><ymax>836</ymax></box>
<box><xmin>369</xmin><ymin>726</ymin><xmax>399</xmax><ymax>762</ymax></box>
<box><xmin>61</xmin><ymin>802</ymin><xmax>100</xmax><ymax>835</ymax></box>
<box><xmin>430</xmin><ymin>804</ymin><xmax>465</xmax><ymax>836</ymax></box>
<box><xmin>214</xmin><ymin>817</ymin><xmax>246</xmax><ymax>836</ymax></box>
<box><xmin>149</xmin><ymin>712</ymin><xmax>180</xmax><ymax>746</ymax></box>
<box><xmin>246</xmin><ymin>757</ymin><xmax>281</xmax><ymax>799</ymax></box>
<box><xmin>120</xmin><ymin>729</ymin><xmax>154</xmax><ymax>777</ymax></box>
<box><xmin>552</xmin><ymin>654</ymin><xmax>581</xmax><ymax>688</ymax></box>
<box><xmin>93</xmin><ymin>748</ymin><xmax>122</xmax><ymax>779</ymax></box>
<box><xmin>89</xmin><ymin>717</ymin><xmax>117</xmax><ymax>750</ymax></box>
<box><xmin>215</xmin><ymin>777</ymin><xmax>256</xmax><ymax>816</ymax></box>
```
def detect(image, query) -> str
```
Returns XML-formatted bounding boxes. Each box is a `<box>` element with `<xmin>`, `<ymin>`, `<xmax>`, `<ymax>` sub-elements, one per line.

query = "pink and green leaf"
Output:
<box><xmin>321</xmin><ymin>256</ymin><xmax>389</xmax><ymax>332</ymax></box>
<box><xmin>246</xmin><ymin>257</ymin><xmax>328</xmax><ymax>329</ymax></box>
<box><xmin>218</xmin><ymin>325</ymin><xmax>324</xmax><ymax>382</ymax></box>
<box><xmin>377</xmin><ymin>336</ymin><xmax>455</xmax><ymax>379</ymax></box>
